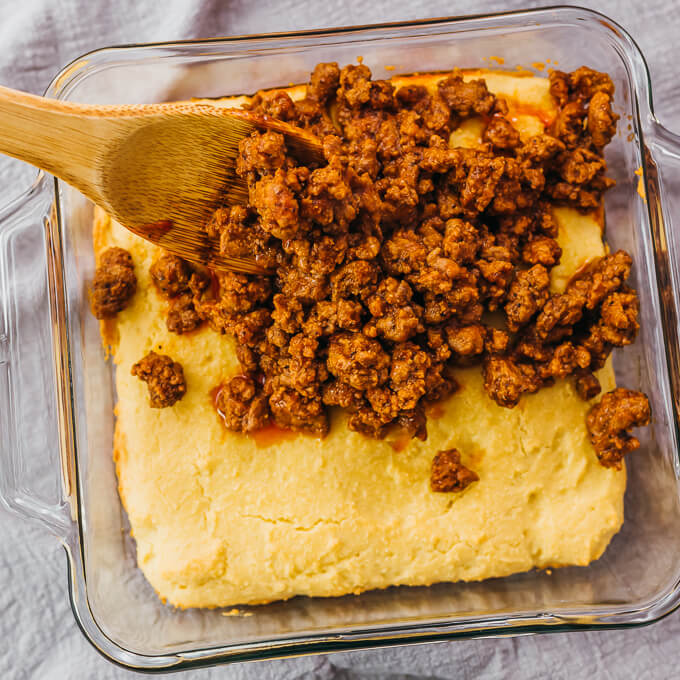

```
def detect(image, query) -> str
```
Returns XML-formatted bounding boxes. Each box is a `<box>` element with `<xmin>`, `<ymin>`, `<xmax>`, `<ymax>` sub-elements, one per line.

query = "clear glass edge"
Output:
<box><xmin>7</xmin><ymin>4</ymin><xmax>679</xmax><ymax>670</ymax></box>
<box><xmin>0</xmin><ymin>173</ymin><xmax>74</xmax><ymax>535</ymax></box>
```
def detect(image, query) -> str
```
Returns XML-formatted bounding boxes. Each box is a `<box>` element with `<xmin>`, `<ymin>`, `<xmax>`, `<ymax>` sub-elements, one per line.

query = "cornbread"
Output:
<box><xmin>95</xmin><ymin>69</ymin><xmax>630</xmax><ymax>609</ymax></box>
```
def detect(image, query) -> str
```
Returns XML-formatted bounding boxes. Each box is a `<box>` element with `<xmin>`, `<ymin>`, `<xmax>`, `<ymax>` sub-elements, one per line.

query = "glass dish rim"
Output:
<box><xmin>13</xmin><ymin>4</ymin><xmax>680</xmax><ymax>671</ymax></box>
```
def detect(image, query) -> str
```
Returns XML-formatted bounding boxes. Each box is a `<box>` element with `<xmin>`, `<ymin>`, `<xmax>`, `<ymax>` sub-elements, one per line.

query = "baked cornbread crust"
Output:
<box><xmin>95</xmin><ymin>70</ymin><xmax>625</xmax><ymax>609</ymax></box>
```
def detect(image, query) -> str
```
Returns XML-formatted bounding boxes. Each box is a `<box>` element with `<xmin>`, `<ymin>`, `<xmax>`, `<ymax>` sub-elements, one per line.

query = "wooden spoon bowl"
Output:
<box><xmin>0</xmin><ymin>86</ymin><xmax>323</xmax><ymax>273</ymax></box>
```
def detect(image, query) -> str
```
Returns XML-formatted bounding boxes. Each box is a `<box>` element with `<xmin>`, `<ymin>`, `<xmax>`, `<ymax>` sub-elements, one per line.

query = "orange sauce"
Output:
<box><xmin>210</xmin><ymin>384</ymin><xmax>223</xmax><ymax>410</ymax></box>
<box><xmin>211</xmin><ymin>383</ymin><xmax>300</xmax><ymax>448</ymax></box>
<box><xmin>208</xmin><ymin>268</ymin><xmax>220</xmax><ymax>299</ymax></box>
<box><xmin>389</xmin><ymin>431</ymin><xmax>411</xmax><ymax>453</ymax></box>
<box><xmin>635</xmin><ymin>166</ymin><xmax>646</xmax><ymax>201</ymax></box>
<box><xmin>426</xmin><ymin>402</ymin><xmax>446</xmax><ymax>420</ymax></box>
<box><xmin>251</xmin><ymin>424</ymin><xmax>300</xmax><ymax>448</ymax></box>
<box><xmin>137</xmin><ymin>219</ymin><xmax>172</xmax><ymax>239</ymax></box>
<box><xmin>510</xmin><ymin>104</ymin><xmax>555</xmax><ymax>128</ymax></box>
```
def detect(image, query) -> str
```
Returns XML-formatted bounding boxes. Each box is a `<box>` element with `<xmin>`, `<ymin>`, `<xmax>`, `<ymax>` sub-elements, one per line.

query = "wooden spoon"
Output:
<box><xmin>0</xmin><ymin>85</ymin><xmax>324</xmax><ymax>274</ymax></box>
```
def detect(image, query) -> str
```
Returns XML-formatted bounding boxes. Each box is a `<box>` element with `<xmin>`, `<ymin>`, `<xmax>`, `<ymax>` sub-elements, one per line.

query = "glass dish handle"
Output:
<box><xmin>646</xmin><ymin>122</ymin><xmax>680</xmax><ymax>411</ymax></box>
<box><xmin>0</xmin><ymin>180</ymin><xmax>72</xmax><ymax>537</ymax></box>
<box><xmin>648</xmin><ymin>121</ymin><xmax>680</xmax><ymax>235</ymax></box>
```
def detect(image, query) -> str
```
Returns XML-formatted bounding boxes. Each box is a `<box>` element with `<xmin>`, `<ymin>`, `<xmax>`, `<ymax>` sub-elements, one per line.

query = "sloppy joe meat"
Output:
<box><xmin>149</xmin><ymin>253</ymin><xmax>208</xmax><ymax>334</ymax></box>
<box><xmin>116</xmin><ymin>62</ymin><xmax>648</xmax><ymax>467</ymax></box>
<box><xmin>90</xmin><ymin>247</ymin><xmax>136</xmax><ymax>319</ymax></box>
<box><xmin>131</xmin><ymin>351</ymin><xmax>186</xmax><ymax>408</ymax></box>
<box><xmin>431</xmin><ymin>449</ymin><xmax>479</xmax><ymax>492</ymax></box>
<box><xmin>215</xmin><ymin>374</ymin><xmax>270</xmax><ymax>432</ymax></box>
<box><xmin>586</xmin><ymin>388</ymin><xmax>651</xmax><ymax>469</ymax></box>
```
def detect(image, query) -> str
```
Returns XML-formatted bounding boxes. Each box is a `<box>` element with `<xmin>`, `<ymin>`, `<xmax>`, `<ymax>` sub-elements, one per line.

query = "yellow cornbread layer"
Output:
<box><xmin>95</xmin><ymin>70</ymin><xmax>625</xmax><ymax>609</ymax></box>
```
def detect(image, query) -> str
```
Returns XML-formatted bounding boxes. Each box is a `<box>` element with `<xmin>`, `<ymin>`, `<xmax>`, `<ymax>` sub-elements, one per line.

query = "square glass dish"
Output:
<box><xmin>2</xmin><ymin>6</ymin><xmax>680</xmax><ymax>671</ymax></box>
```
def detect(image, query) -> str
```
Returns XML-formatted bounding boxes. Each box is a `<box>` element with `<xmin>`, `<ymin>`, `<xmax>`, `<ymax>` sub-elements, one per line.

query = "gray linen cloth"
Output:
<box><xmin>0</xmin><ymin>1</ymin><xmax>676</xmax><ymax>677</ymax></box>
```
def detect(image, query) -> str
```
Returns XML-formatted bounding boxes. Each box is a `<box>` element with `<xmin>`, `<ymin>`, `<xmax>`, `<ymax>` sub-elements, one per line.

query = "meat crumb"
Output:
<box><xmin>215</xmin><ymin>374</ymin><xmax>270</xmax><ymax>432</ymax></box>
<box><xmin>430</xmin><ymin>448</ymin><xmax>479</xmax><ymax>493</ymax></box>
<box><xmin>90</xmin><ymin>247</ymin><xmax>136</xmax><ymax>319</ymax></box>
<box><xmin>150</xmin><ymin>253</ymin><xmax>208</xmax><ymax>334</ymax></box>
<box><xmin>575</xmin><ymin>372</ymin><xmax>601</xmax><ymax>400</ymax></box>
<box><xmin>131</xmin><ymin>351</ymin><xmax>187</xmax><ymax>408</ymax></box>
<box><xmin>149</xmin><ymin>253</ymin><xmax>192</xmax><ymax>298</ymax></box>
<box><xmin>107</xmin><ymin>62</ymin><xmax>647</xmax><ymax>451</ymax></box>
<box><xmin>586</xmin><ymin>388</ymin><xmax>651</xmax><ymax>468</ymax></box>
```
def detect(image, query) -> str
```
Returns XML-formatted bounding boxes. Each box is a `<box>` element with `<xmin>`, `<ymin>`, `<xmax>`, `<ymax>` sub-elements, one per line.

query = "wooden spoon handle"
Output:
<box><xmin>0</xmin><ymin>86</ymin><xmax>324</xmax><ymax>203</ymax></box>
<box><xmin>0</xmin><ymin>85</ymin><xmax>111</xmax><ymax>193</ymax></box>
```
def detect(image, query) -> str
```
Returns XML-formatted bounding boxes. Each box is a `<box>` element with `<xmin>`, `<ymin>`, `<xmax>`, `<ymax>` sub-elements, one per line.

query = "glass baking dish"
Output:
<box><xmin>2</xmin><ymin>5</ymin><xmax>680</xmax><ymax>671</ymax></box>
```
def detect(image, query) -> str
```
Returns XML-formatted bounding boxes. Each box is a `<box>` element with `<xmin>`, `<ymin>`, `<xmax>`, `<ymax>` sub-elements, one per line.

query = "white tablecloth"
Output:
<box><xmin>0</xmin><ymin>1</ymin><xmax>676</xmax><ymax>677</ymax></box>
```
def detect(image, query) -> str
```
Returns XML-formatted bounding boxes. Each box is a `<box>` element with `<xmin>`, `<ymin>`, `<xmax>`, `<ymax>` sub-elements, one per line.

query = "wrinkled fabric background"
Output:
<box><xmin>0</xmin><ymin>1</ymin><xmax>677</xmax><ymax>678</ymax></box>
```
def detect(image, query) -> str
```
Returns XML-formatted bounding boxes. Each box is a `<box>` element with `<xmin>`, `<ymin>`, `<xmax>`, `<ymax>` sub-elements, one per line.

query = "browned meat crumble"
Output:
<box><xmin>131</xmin><ymin>351</ymin><xmax>186</xmax><ymax>408</ymax></box>
<box><xmin>94</xmin><ymin>62</ymin><xmax>650</xmax><ymax>472</ymax></box>
<box><xmin>215</xmin><ymin>374</ymin><xmax>270</xmax><ymax>432</ymax></box>
<box><xmin>482</xmin><ymin>250</ymin><xmax>639</xmax><ymax>408</ymax></box>
<box><xmin>198</xmin><ymin>62</ymin><xmax>641</xmax><ymax>449</ymax></box>
<box><xmin>149</xmin><ymin>253</ymin><xmax>209</xmax><ymax>334</ymax></box>
<box><xmin>90</xmin><ymin>247</ymin><xmax>136</xmax><ymax>319</ymax></box>
<box><xmin>586</xmin><ymin>388</ymin><xmax>651</xmax><ymax>469</ymax></box>
<box><xmin>430</xmin><ymin>449</ymin><xmax>479</xmax><ymax>493</ymax></box>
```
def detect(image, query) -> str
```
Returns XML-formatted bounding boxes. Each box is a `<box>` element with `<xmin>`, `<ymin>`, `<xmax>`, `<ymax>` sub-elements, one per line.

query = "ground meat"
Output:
<box><xmin>398</xmin><ymin>405</ymin><xmax>428</xmax><ymax>440</ymax></box>
<box><xmin>550</xmin><ymin>101</ymin><xmax>585</xmax><ymax>149</ymax></box>
<box><xmin>504</xmin><ymin>264</ymin><xmax>550</xmax><ymax>331</ymax></box>
<box><xmin>484</xmin><ymin>115</ymin><xmax>520</xmax><ymax>150</ymax></box>
<box><xmin>575</xmin><ymin>371</ymin><xmax>601</xmax><ymax>400</ymax></box>
<box><xmin>218</xmin><ymin>272</ymin><xmax>272</xmax><ymax>313</ymax></box>
<box><xmin>249</xmin><ymin>90</ymin><xmax>298</xmax><ymax>122</ymax></box>
<box><xmin>308</xmin><ymin>61</ymin><xmax>341</xmax><ymax>103</ymax></box>
<box><xmin>322</xmin><ymin>379</ymin><xmax>364</xmax><ymax>409</ymax></box>
<box><xmin>586</xmin><ymin>388</ymin><xmax>651</xmax><ymax>468</ymax></box>
<box><xmin>134</xmin><ymin>60</ymin><xmax>644</xmax><ymax>448</ymax></box>
<box><xmin>166</xmin><ymin>293</ymin><xmax>203</xmax><ymax>334</ymax></box>
<box><xmin>251</xmin><ymin>169</ymin><xmax>302</xmax><ymax>240</ymax></box>
<box><xmin>207</xmin><ymin>205</ymin><xmax>278</xmax><ymax>268</ymax></box>
<box><xmin>438</xmin><ymin>75</ymin><xmax>496</xmax><ymax>116</ymax></box>
<box><xmin>348</xmin><ymin>406</ymin><xmax>390</xmax><ymax>439</ymax></box>
<box><xmin>569</xmin><ymin>66</ymin><xmax>616</xmax><ymax>99</ymax></box>
<box><xmin>268</xmin><ymin>386</ymin><xmax>328</xmax><ymax>436</ymax></box>
<box><xmin>149</xmin><ymin>253</ymin><xmax>191</xmax><ymax>298</ymax></box>
<box><xmin>337</xmin><ymin>63</ymin><xmax>373</xmax><ymax>109</ymax></box>
<box><xmin>522</xmin><ymin>237</ymin><xmax>562</xmax><ymax>267</ymax></box>
<box><xmin>90</xmin><ymin>247</ymin><xmax>136</xmax><ymax>319</ymax></box>
<box><xmin>445</xmin><ymin>323</ymin><xmax>486</xmax><ymax>359</ymax></box>
<box><xmin>215</xmin><ymin>374</ymin><xmax>270</xmax><ymax>432</ymax></box>
<box><xmin>597</xmin><ymin>290</ymin><xmax>639</xmax><ymax>345</ymax></box>
<box><xmin>237</xmin><ymin>130</ymin><xmax>288</xmax><ymax>176</ymax></box>
<box><xmin>548</xmin><ymin>67</ymin><xmax>617</xmax><ymax>154</ymax></box>
<box><xmin>389</xmin><ymin>342</ymin><xmax>430</xmax><ymax>410</ymax></box>
<box><xmin>538</xmin><ymin>341</ymin><xmax>590</xmax><ymax>381</ymax></box>
<box><xmin>395</xmin><ymin>84</ymin><xmax>429</xmax><ymax>107</ymax></box>
<box><xmin>533</xmin><ymin>292</ymin><xmax>584</xmax><ymax>341</ymax></box>
<box><xmin>148</xmin><ymin>253</ymin><xmax>209</xmax><ymax>333</ymax></box>
<box><xmin>588</xmin><ymin>91</ymin><xmax>619</xmax><ymax>149</ymax></box>
<box><xmin>487</xmin><ymin>247</ymin><xmax>640</xmax><ymax>406</ymax></box>
<box><xmin>364</xmin><ymin>277</ymin><xmax>423</xmax><ymax>342</ymax></box>
<box><xmin>327</xmin><ymin>332</ymin><xmax>390</xmax><ymax>390</ymax></box>
<box><xmin>331</xmin><ymin>260</ymin><xmax>379</xmax><ymax>300</ymax></box>
<box><xmin>443</xmin><ymin>218</ymin><xmax>480</xmax><ymax>263</ymax></box>
<box><xmin>430</xmin><ymin>448</ymin><xmax>479</xmax><ymax>492</ymax></box>
<box><xmin>483</xmin><ymin>356</ymin><xmax>540</xmax><ymax>408</ymax></box>
<box><xmin>131</xmin><ymin>351</ymin><xmax>186</xmax><ymax>408</ymax></box>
